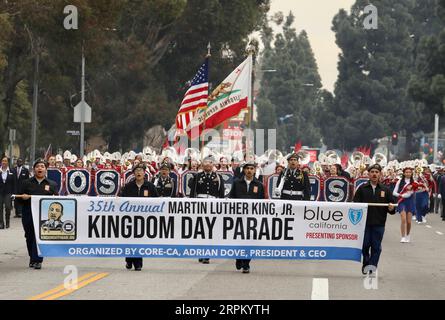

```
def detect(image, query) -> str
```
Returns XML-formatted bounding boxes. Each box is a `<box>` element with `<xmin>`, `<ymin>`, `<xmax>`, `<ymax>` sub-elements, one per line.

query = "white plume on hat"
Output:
<box><xmin>63</xmin><ymin>150</ymin><xmax>72</xmax><ymax>160</ymax></box>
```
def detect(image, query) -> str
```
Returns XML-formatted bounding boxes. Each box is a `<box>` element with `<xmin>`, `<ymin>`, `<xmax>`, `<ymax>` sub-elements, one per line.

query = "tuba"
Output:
<box><xmin>372</xmin><ymin>153</ymin><xmax>387</xmax><ymax>167</ymax></box>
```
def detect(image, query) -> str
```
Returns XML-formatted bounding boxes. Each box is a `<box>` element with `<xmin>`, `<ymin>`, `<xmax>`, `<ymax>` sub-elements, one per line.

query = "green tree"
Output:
<box><xmin>323</xmin><ymin>0</ymin><xmax>442</xmax><ymax>155</ymax></box>
<box><xmin>257</xmin><ymin>12</ymin><xmax>322</xmax><ymax>151</ymax></box>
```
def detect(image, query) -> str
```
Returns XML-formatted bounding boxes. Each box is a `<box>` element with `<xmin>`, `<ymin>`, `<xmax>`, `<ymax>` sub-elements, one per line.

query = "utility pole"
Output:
<box><xmin>30</xmin><ymin>51</ymin><xmax>39</xmax><ymax>165</ymax></box>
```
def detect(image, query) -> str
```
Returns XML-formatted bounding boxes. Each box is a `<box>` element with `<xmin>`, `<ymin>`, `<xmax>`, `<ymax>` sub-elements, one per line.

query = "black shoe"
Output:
<box><xmin>0</xmin><ymin>223</ymin><xmax>4</xmax><ymax>229</ymax></box>
<box><xmin>29</xmin><ymin>261</ymin><xmax>35</xmax><ymax>268</ymax></box>
<box><xmin>242</xmin><ymin>268</ymin><xmax>250</xmax><ymax>274</ymax></box>
<box><xmin>235</xmin><ymin>260</ymin><xmax>242</xmax><ymax>270</ymax></box>
<box><xmin>198</xmin><ymin>258</ymin><xmax>203</xmax><ymax>263</ymax></box>
<box><xmin>34</xmin><ymin>263</ymin><xmax>42</xmax><ymax>270</ymax></box>
<box><xmin>134</xmin><ymin>267</ymin><xmax>142</xmax><ymax>271</ymax></box>
<box><xmin>362</xmin><ymin>265</ymin><xmax>367</xmax><ymax>275</ymax></box>
<box><xmin>14</xmin><ymin>215</ymin><xmax>21</xmax><ymax>218</ymax></box>
<box><xmin>125</xmin><ymin>262</ymin><xmax>132</xmax><ymax>270</ymax></box>
<box><xmin>5</xmin><ymin>222</ymin><xmax>9</xmax><ymax>229</ymax></box>
<box><xmin>202</xmin><ymin>258</ymin><xmax>210</xmax><ymax>264</ymax></box>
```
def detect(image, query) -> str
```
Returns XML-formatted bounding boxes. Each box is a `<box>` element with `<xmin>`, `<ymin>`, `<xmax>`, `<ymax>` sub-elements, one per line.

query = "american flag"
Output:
<box><xmin>175</xmin><ymin>59</ymin><xmax>209</xmax><ymax>131</ymax></box>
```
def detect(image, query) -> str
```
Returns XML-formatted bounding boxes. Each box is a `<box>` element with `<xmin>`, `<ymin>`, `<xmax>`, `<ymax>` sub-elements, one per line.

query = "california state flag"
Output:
<box><xmin>186</xmin><ymin>55</ymin><xmax>252</xmax><ymax>138</ymax></box>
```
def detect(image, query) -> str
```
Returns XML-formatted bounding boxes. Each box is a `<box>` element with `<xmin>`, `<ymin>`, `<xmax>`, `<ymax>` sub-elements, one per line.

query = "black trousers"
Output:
<box><xmin>15</xmin><ymin>199</ymin><xmax>23</xmax><ymax>217</ymax></box>
<box><xmin>126</xmin><ymin>257</ymin><xmax>143</xmax><ymax>268</ymax></box>
<box><xmin>0</xmin><ymin>193</ymin><xmax>12</xmax><ymax>224</ymax></box>
<box><xmin>22</xmin><ymin>217</ymin><xmax>43</xmax><ymax>263</ymax></box>
<box><xmin>236</xmin><ymin>259</ymin><xmax>251</xmax><ymax>269</ymax></box>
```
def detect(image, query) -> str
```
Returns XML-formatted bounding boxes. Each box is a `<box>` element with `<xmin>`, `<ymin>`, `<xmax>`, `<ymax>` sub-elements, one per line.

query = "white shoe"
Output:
<box><xmin>400</xmin><ymin>237</ymin><xmax>406</xmax><ymax>243</ymax></box>
<box><xmin>412</xmin><ymin>216</ymin><xmax>417</xmax><ymax>221</ymax></box>
<box><xmin>417</xmin><ymin>221</ymin><xmax>422</xmax><ymax>224</ymax></box>
<box><xmin>405</xmin><ymin>235</ymin><xmax>410</xmax><ymax>243</ymax></box>
<box><xmin>423</xmin><ymin>218</ymin><xmax>427</xmax><ymax>224</ymax></box>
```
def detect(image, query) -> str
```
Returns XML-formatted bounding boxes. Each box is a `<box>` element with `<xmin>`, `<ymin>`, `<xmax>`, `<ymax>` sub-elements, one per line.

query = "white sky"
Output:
<box><xmin>268</xmin><ymin>0</ymin><xmax>355</xmax><ymax>92</ymax></box>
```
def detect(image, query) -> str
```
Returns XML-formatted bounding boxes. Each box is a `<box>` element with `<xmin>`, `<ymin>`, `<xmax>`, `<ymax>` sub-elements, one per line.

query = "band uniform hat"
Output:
<box><xmin>287</xmin><ymin>153</ymin><xmax>299</xmax><ymax>160</ymax></box>
<box><xmin>203</xmin><ymin>155</ymin><xmax>216</xmax><ymax>163</ymax></box>
<box><xmin>367</xmin><ymin>164</ymin><xmax>382</xmax><ymax>172</ymax></box>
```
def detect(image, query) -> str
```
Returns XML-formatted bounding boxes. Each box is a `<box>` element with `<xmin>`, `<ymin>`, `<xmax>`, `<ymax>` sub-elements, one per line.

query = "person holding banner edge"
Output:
<box><xmin>119</xmin><ymin>163</ymin><xmax>159</xmax><ymax>271</ymax></box>
<box><xmin>229</xmin><ymin>161</ymin><xmax>265</xmax><ymax>273</ymax></box>
<box><xmin>353</xmin><ymin>164</ymin><xmax>395</xmax><ymax>275</ymax></box>
<box><xmin>14</xmin><ymin>159</ymin><xmax>58</xmax><ymax>270</ymax></box>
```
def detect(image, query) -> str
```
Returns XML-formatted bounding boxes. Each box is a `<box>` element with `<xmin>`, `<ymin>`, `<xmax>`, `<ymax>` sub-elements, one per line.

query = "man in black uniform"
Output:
<box><xmin>120</xmin><ymin>163</ymin><xmax>159</xmax><ymax>271</ymax></box>
<box><xmin>353</xmin><ymin>164</ymin><xmax>395</xmax><ymax>275</ymax></box>
<box><xmin>153</xmin><ymin>161</ymin><xmax>176</xmax><ymax>197</ymax></box>
<box><xmin>0</xmin><ymin>156</ymin><xmax>15</xmax><ymax>229</ymax></box>
<box><xmin>188</xmin><ymin>156</ymin><xmax>225</xmax><ymax>264</ymax></box>
<box><xmin>229</xmin><ymin>161</ymin><xmax>265</xmax><ymax>273</ymax></box>
<box><xmin>275</xmin><ymin>153</ymin><xmax>311</xmax><ymax>200</ymax></box>
<box><xmin>11</xmin><ymin>158</ymin><xmax>30</xmax><ymax>218</ymax></box>
<box><xmin>15</xmin><ymin>159</ymin><xmax>58</xmax><ymax>269</ymax></box>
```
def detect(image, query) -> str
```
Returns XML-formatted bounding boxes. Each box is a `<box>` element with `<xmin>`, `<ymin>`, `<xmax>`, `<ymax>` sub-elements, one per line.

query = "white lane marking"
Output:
<box><xmin>311</xmin><ymin>278</ymin><xmax>329</xmax><ymax>300</ymax></box>
<box><xmin>426</xmin><ymin>225</ymin><xmax>432</xmax><ymax>229</ymax></box>
<box><xmin>436</xmin><ymin>231</ymin><xmax>444</xmax><ymax>236</ymax></box>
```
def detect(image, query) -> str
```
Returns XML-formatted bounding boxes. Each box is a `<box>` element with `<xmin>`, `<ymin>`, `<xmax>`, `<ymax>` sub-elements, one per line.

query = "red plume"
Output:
<box><xmin>294</xmin><ymin>141</ymin><xmax>302</xmax><ymax>153</ymax></box>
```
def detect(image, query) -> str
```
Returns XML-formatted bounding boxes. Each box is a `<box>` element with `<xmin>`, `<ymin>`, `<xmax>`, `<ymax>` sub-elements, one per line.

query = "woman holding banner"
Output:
<box><xmin>393</xmin><ymin>167</ymin><xmax>416</xmax><ymax>243</ymax></box>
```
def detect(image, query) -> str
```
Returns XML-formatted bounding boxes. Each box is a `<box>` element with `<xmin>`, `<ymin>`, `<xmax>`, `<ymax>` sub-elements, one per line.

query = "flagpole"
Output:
<box><xmin>247</xmin><ymin>42</ymin><xmax>256</xmax><ymax>159</ymax></box>
<box><xmin>200</xmin><ymin>43</ymin><xmax>211</xmax><ymax>162</ymax></box>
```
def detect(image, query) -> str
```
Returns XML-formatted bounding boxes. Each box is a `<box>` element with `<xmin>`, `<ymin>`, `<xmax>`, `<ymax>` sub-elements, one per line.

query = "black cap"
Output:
<box><xmin>132</xmin><ymin>163</ymin><xmax>146</xmax><ymax>173</ymax></box>
<box><xmin>159</xmin><ymin>161</ymin><xmax>171</xmax><ymax>170</ymax></box>
<box><xmin>33</xmin><ymin>158</ymin><xmax>48</xmax><ymax>169</ymax></box>
<box><xmin>367</xmin><ymin>164</ymin><xmax>382</xmax><ymax>172</ymax></box>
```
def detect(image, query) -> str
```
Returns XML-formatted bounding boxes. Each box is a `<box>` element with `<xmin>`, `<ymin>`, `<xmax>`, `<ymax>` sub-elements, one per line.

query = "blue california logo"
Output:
<box><xmin>348</xmin><ymin>209</ymin><xmax>363</xmax><ymax>225</ymax></box>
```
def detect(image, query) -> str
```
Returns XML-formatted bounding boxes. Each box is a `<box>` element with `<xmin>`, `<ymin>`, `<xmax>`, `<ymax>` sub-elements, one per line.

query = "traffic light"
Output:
<box><xmin>391</xmin><ymin>132</ymin><xmax>398</xmax><ymax>146</ymax></box>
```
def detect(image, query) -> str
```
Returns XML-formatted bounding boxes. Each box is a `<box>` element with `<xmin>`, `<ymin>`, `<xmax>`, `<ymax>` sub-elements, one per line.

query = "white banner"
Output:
<box><xmin>32</xmin><ymin>196</ymin><xmax>367</xmax><ymax>262</ymax></box>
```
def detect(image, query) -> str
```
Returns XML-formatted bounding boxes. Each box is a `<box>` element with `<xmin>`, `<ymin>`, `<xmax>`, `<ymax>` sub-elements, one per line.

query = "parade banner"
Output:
<box><xmin>218</xmin><ymin>171</ymin><xmax>234</xmax><ymax>197</ymax></box>
<box><xmin>180</xmin><ymin>170</ymin><xmax>198</xmax><ymax>197</ymax></box>
<box><xmin>354</xmin><ymin>177</ymin><xmax>369</xmax><ymax>193</ymax></box>
<box><xmin>32</xmin><ymin>196</ymin><xmax>367</xmax><ymax>262</ymax></box>
<box><xmin>65</xmin><ymin>169</ymin><xmax>91</xmax><ymax>195</ymax></box>
<box><xmin>94</xmin><ymin>169</ymin><xmax>121</xmax><ymax>196</ymax></box>
<box><xmin>168</xmin><ymin>171</ymin><xmax>180</xmax><ymax>197</ymax></box>
<box><xmin>266</xmin><ymin>174</ymin><xmax>280</xmax><ymax>199</ymax></box>
<box><xmin>323</xmin><ymin>177</ymin><xmax>350</xmax><ymax>202</ymax></box>
<box><xmin>309</xmin><ymin>175</ymin><xmax>321</xmax><ymax>201</ymax></box>
<box><xmin>47</xmin><ymin>168</ymin><xmax>63</xmax><ymax>195</ymax></box>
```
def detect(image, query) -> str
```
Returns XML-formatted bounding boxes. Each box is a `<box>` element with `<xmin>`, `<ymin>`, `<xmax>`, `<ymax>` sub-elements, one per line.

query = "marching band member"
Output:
<box><xmin>218</xmin><ymin>157</ymin><xmax>231</xmax><ymax>172</ymax></box>
<box><xmin>188</xmin><ymin>155</ymin><xmax>225</xmax><ymax>264</ymax></box>
<box><xmin>393</xmin><ymin>166</ymin><xmax>416</xmax><ymax>243</ymax></box>
<box><xmin>47</xmin><ymin>155</ymin><xmax>56</xmax><ymax>168</ymax></box>
<box><xmin>414</xmin><ymin>164</ymin><xmax>429</xmax><ymax>224</ymax></box>
<box><xmin>55</xmin><ymin>155</ymin><xmax>64</xmax><ymax>170</ymax></box>
<box><xmin>229</xmin><ymin>161</ymin><xmax>265</xmax><ymax>273</ymax></box>
<box><xmin>153</xmin><ymin>162</ymin><xmax>176</xmax><ymax>197</ymax></box>
<box><xmin>275</xmin><ymin>153</ymin><xmax>311</xmax><ymax>201</ymax></box>
<box><xmin>119</xmin><ymin>163</ymin><xmax>159</xmax><ymax>271</ymax></box>
<box><xmin>75</xmin><ymin>159</ymin><xmax>84</xmax><ymax>169</ymax></box>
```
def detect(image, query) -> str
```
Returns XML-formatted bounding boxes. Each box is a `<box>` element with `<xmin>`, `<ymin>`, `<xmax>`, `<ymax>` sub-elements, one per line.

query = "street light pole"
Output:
<box><xmin>30</xmin><ymin>51</ymin><xmax>40</xmax><ymax>165</ymax></box>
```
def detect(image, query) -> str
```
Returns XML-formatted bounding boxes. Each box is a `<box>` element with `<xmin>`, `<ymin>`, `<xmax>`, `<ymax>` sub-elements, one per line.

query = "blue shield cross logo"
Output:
<box><xmin>348</xmin><ymin>209</ymin><xmax>363</xmax><ymax>225</ymax></box>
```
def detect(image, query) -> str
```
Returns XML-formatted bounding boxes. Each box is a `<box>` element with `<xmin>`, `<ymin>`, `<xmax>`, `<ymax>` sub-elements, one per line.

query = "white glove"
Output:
<box><xmin>402</xmin><ymin>192</ymin><xmax>412</xmax><ymax>199</ymax></box>
<box><xmin>438</xmin><ymin>194</ymin><xmax>442</xmax><ymax>199</ymax></box>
